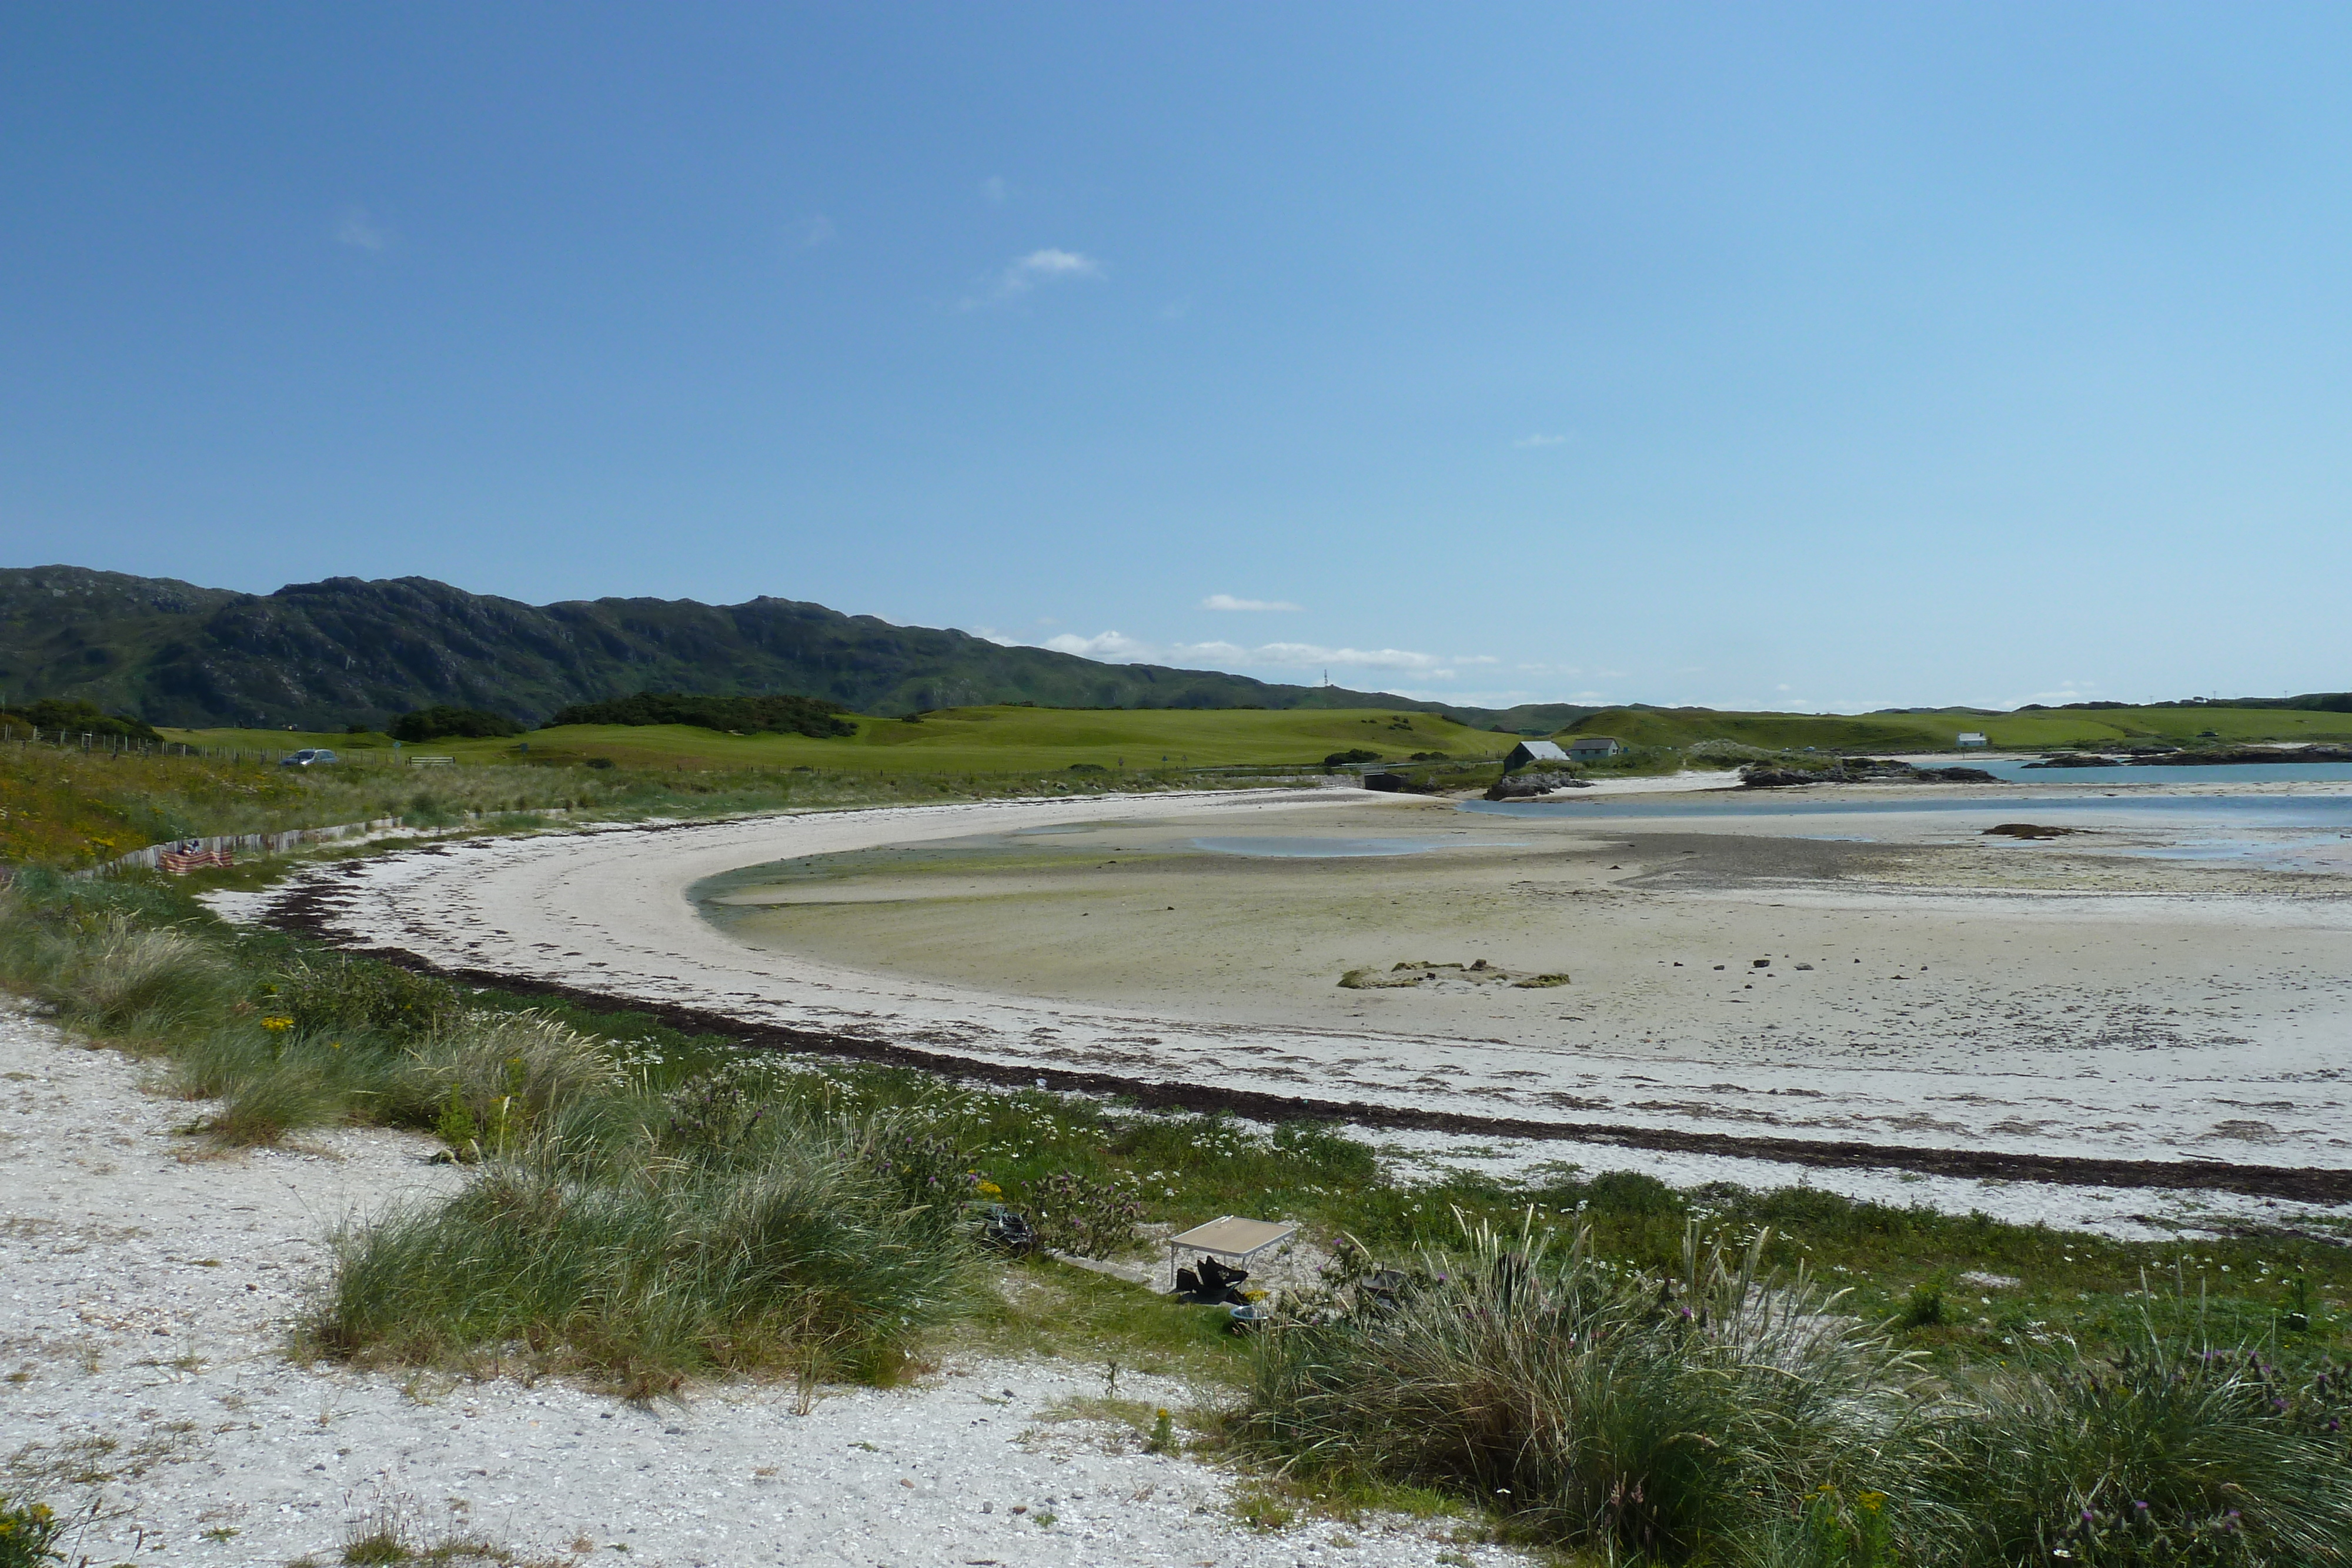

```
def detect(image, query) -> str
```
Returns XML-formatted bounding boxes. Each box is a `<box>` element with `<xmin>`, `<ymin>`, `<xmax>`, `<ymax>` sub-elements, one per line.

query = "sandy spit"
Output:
<box><xmin>0</xmin><ymin>1004</ymin><xmax>1526</xmax><ymax>1568</ymax></box>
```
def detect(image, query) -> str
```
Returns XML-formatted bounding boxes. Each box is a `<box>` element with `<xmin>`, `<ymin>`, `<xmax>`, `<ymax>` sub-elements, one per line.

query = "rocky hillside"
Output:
<box><xmin>0</xmin><ymin>566</ymin><xmax>1589</xmax><ymax>731</ymax></box>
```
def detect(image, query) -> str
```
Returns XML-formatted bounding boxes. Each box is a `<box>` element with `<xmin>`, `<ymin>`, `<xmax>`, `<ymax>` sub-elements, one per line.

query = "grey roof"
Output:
<box><xmin>1568</xmin><ymin>735</ymin><xmax>1622</xmax><ymax>747</ymax></box>
<box><xmin>1512</xmin><ymin>739</ymin><xmax>1568</xmax><ymax>760</ymax></box>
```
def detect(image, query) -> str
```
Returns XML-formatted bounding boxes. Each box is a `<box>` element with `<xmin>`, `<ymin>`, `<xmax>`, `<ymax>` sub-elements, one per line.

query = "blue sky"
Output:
<box><xmin>5</xmin><ymin>4</ymin><xmax>2349</xmax><ymax>712</ymax></box>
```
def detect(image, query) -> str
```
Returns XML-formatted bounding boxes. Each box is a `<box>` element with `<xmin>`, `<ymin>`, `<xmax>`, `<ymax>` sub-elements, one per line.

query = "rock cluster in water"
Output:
<box><xmin>1739</xmin><ymin>759</ymin><xmax>1997</xmax><ymax>789</ymax></box>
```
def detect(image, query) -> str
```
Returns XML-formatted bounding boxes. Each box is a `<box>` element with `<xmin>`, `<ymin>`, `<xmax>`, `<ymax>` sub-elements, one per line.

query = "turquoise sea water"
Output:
<box><xmin>1976</xmin><ymin>759</ymin><xmax>2352</xmax><ymax>785</ymax></box>
<box><xmin>1461</xmin><ymin>793</ymin><xmax>2352</xmax><ymax>827</ymax></box>
<box><xmin>1460</xmin><ymin>787</ymin><xmax>2352</xmax><ymax>868</ymax></box>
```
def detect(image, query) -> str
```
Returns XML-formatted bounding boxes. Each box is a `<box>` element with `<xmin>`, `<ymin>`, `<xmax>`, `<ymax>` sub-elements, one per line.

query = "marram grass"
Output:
<box><xmin>1244</xmin><ymin>1215</ymin><xmax>1927</xmax><ymax>1563</ymax></box>
<box><xmin>1243</xmin><ymin>1213</ymin><xmax>2352</xmax><ymax>1566</ymax></box>
<box><xmin>310</xmin><ymin>1112</ymin><xmax>980</xmax><ymax>1394</ymax></box>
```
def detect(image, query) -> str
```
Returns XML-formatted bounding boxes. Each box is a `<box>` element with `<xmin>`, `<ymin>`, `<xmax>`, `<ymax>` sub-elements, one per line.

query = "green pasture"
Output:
<box><xmin>163</xmin><ymin>704</ymin><xmax>1502</xmax><ymax>776</ymax></box>
<box><xmin>1561</xmin><ymin>703</ymin><xmax>2352</xmax><ymax>753</ymax></box>
<box><xmin>153</xmin><ymin>698</ymin><xmax>2352</xmax><ymax>788</ymax></box>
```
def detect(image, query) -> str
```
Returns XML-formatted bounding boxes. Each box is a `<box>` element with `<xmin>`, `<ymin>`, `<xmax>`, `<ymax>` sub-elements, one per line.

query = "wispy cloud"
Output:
<box><xmin>1201</xmin><ymin>593</ymin><xmax>1301</xmax><ymax>613</ymax></box>
<box><xmin>1035</xmin><ymin>630</ymin><xmax>1479</xmax><ymax>678</ymax></box>
<box><xmin>335</xmin><ymin>205</ymin><xmax>389</xmax><ymax>252</ymax></box>
<box><xmin>980</xmin><ymin>175</ymin><xmax>1009</xmax><ymax>203</ymax></box>
<box><xmin>1004</xmin><ymin>248</ymin><xmax>1100</xmax><ymax>289</ymax></box>
<box><xmin>1513</xmin><ymin>433</ymin><xmax>1568</xmax><ymax>449</ymax></box>
<box><xmin>1388</xmin><ymin>686</ymin><xmax>1617</xmax><ymax>708</ymax></box>
<box><xmin>961</xmin><ymin>248</ymin><xmax>1105</xmax><ymax>309</ymax></box>
<box><xmin>800</xmin><ymin>215</ymin><xmax>837</xmax><ymax>249</ymax></box>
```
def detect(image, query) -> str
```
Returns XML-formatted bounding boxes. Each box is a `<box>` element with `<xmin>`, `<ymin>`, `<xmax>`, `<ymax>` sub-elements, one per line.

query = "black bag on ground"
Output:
<box><xmin>1173</xmin><ymin>1255</ymin><xmax>1251</xmax><ymax>1306</ymax></box>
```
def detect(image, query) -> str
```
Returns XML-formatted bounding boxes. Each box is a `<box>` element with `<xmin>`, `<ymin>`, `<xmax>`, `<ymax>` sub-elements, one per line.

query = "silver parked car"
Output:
<box><xmin>279</xmin><ymin>748</ymin><xmax>340</xmax><ymax>767</ymax></box>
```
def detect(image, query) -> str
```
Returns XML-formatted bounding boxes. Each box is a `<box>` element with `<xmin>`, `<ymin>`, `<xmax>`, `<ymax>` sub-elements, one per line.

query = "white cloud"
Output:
<box><xmin>800</xmin><ymin>215</ymin><xmax>837</xmax><ymax>249</ymax></box>
<box><xmin>1041</xmin><ymin>630</ymin><xmax>1157</xmax><ymax>660</ymax></box>
<box><xmin>1004</xmin><ymin>248</ymin><xmax>1100</xmax><ymax>289</ymax></box>
<box><xmin>1245</xmin><ymin>643</ymin><xmax>1459</xmax><ymax>673</ymax></box>
<box><xmin>1035</xmin><ymin>630</ymin><xmax>1474</xmax><ymax>678</ymax></box>
<box><xmin>335</xmin><ymin>206</ymin><xmax>389</xmax><ymax>251</ymax></box>
<box><xmin>2002</xmin><ymin>683</ymin><xmax>2105</xmax><ymax>708</ymax></box>
<box><xmin>1513</xmin><ymin>433</ymin><xmax>1568</xmax><ymax>449</ymax></box>
<box><xmin>980</xmin><ymin>175</ymin><xmax>1008</xmax><ymax>203</ymax></box>
<box><xmin>961</xmin><ymin>248</ymin><xmax>1105</xmax><ymax>309</ymax></box>
<box><xmin>1201</xmin><ymin>594</ymin><xmax>1301</xmax><ymax>612</ymax></box>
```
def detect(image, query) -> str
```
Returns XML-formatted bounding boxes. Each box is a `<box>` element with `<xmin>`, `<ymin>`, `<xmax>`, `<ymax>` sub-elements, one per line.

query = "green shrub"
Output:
<box><xmin>0</xmin><ymin>1495</ymin><xmax>65</xmax><ymax>1568</ymax></box>
<box><xmin>1899</xmin><ymin>1279</ymin><xmax>1949</xmax><ymax>1329</ymax></box>
<box><xmin>1027</xmin><ymin>1168</ymin><xmax>1144</xmax><ymax>1259</ymax></box>
<box><xmin>0</xmin><ymin>698</ymin><xmax>162</xmax><ymax>744</ymax></box>
<box><xmin>389</xmin><ymin>706</ymin><xmax>522</xmax><ymax>742</ymax></box>
<box><xmin>542</xmin><ymin>691</ymin><xmax>853</xmax><ymax>740</ymax></box>
<box><xmin>262</xmin><ymin>955</ymin><xmax>466</xmax><ymax>1040</ymax></box>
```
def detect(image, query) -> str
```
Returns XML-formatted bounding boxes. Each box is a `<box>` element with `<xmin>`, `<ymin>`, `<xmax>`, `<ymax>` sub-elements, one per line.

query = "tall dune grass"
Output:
<box><xmin>311</xmin><ymin>1104</ymin><xmax>982</xmax><ymax>1392</ymax></box>
<box><xmin>0</xmin><ymin>881</ymin><xmax>240</xmax><ymax>1039</ymax></box>
<box><xmin>1245</xmin><ymin>1216</ymin><xmax>1927</xmax><ymax>1562</ymax></box>
<box><xmin>1246</xmin><ymin>1215</ymin><xmax>2352</xmax><ymax>1565</ymax></box>
<box><xmin>1922</xmin><ymin>1335</ymin><xmax>2352</xmax><ymax>1566</ymax></box>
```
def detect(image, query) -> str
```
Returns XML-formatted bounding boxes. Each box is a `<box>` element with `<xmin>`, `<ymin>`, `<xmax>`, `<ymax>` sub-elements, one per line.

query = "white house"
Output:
<box><xmin>1566</xmin><ymin>735</ymin><xmax>1623</xmax><ymax>761</ymax></box>
<box><xmin>1956</xmin><ymin>731</ymin><xmax>1989</xmax><ymax>748</ymax></box>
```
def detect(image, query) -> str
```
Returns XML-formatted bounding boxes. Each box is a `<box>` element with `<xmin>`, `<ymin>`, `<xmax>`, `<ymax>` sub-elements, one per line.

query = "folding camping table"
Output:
<box><xmin>1165</xmin><ymin>1215</ymin><xmax>1298</xmax><ymax>1282</ymax></box>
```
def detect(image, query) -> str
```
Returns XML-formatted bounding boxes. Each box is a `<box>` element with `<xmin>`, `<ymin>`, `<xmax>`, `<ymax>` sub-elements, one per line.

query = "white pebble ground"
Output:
<box><xmin>0</xmin><ymin>1005</ymin><xmax>1525</xmax><ymax>1568</ymax></box>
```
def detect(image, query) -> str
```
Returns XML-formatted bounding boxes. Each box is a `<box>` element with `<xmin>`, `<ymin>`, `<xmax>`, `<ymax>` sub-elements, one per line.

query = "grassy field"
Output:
<box><xmin>17</xmin><ymin>692</ymin><xmax>2344</xmax><ymax>869</ymax></box>
<box><xmin>0</xmin><ymin>740</ymin><xmax>824</xmax><ymax>867</ymax></box>
<box><xmin>163</xmin><ymin>704</ymin><xmax>1503</xmax><ymax>775</ymax></box>
<box><xmin>1562</xmin><ymin>704</ymin><xmax>2352</xmax><ymax>753</ymax></box>
<box><xmin>9</xmin><ymin>705</ymin><xmax>1499</xmax><ymax>868</ymax></box>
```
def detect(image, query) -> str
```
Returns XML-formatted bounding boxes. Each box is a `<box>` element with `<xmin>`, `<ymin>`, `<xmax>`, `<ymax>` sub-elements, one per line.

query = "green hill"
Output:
<box><xmin>0</xmin><ymin>565</ymin><xmax>1590</xmax><ymax>731</ymax></box>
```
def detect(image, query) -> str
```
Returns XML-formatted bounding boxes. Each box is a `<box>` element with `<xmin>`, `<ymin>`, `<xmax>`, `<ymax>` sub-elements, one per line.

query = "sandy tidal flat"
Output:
<box><xmin>228</xmin><ymin>785</ymin><xmax>2352</xmax><ymax>1218</ymax></box>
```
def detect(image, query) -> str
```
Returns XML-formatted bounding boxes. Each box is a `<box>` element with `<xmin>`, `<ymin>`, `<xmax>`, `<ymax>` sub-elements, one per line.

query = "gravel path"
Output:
<box><xmin>0</xmin><ymin>1004</ymin><xmax>1524</xmax><ymax>1568</ymax></box>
